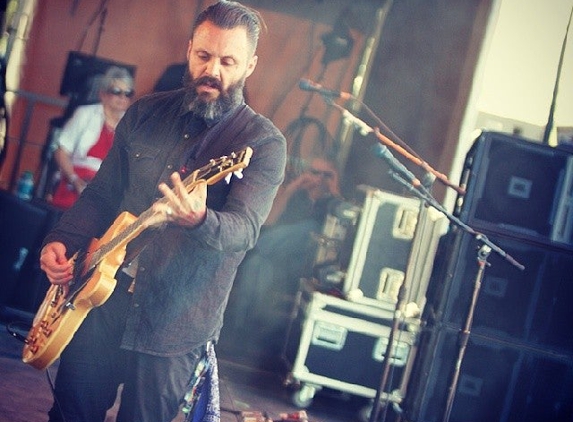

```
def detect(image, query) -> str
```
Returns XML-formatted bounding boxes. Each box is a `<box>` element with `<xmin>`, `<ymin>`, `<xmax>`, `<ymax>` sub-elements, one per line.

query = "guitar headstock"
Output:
<box><xmin>182</xmin><ymin>147</ymin><xmax>253</xmax><ymax>191</ymax></box>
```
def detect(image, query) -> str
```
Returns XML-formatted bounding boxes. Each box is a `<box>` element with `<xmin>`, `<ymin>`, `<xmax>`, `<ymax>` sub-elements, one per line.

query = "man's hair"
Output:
<box><xmin>192</xmin><ymin>1</ymin><xmax>264</xmax><ymax>55</ymax></box>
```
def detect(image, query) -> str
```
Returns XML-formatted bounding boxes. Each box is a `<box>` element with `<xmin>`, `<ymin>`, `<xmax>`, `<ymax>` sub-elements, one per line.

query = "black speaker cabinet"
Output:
<box><xmin>425</xmin><ymin>228</ymin><xmax>573</xmax><ymax>353</ymax></box>
<box><xmin>455</xmin><ymin>131</ymin><xmax>573</xmax><ymax>249</ymax></box>
<box><xmin>0</xmin><ymin>190</ymin><xmax>61</xmax><ymax>320</ymax></box>
<box><xmin>402</xmin><ymin>227</ymin><xmax>573</xmax><ymax>421</ymax></box>
<box><xmin>402</xmin><ymin>325</ymin><xmax>573</xmax><ymax>422</ymax></box>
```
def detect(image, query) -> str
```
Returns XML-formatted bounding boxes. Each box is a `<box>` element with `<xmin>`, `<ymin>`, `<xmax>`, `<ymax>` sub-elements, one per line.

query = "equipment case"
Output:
<box><xmin>283</xmin><ymin>280</ymin><xmax>419</xmax><ymax>408</ymax></box>
<box><xmin>343</xmin><ymin>186</ymin><xmax>445</xmax><ymax>310</ymax></box>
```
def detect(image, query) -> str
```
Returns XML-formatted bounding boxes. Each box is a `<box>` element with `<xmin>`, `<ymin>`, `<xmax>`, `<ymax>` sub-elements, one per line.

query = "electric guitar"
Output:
<box><xmin>22</xmin><ymin>147</ymin><xmax>253</xmax><ymax>370</ymax></box>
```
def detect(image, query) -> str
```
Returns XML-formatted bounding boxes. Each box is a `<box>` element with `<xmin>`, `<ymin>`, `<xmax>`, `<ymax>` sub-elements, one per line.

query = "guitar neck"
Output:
<box><xmin>85</xmin><ymin>147</ymin><xmax>252</xmax><ymax>271</ymax></box>
<box><xmin>86</xmin><ymin>171</ymin><xmax>205</xmax><ymax>270</ymax></box>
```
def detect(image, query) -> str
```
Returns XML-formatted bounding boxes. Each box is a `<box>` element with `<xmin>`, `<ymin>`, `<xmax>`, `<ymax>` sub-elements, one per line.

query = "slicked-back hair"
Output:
<box><xmin>192</xmin><ymin>1</ymin><xmax>264</xmax><ymax>55</ymax></box>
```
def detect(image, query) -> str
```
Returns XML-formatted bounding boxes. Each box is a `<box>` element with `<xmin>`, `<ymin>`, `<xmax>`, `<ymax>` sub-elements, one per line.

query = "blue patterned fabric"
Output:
<box><xmin>184</xmin><ymin>342</ymin><xmax>220</xmax><ymax>422</ymax></box>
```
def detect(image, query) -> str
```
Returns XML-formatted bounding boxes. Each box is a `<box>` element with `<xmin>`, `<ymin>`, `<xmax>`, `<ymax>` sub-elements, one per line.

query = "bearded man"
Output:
<box><xmin>37</xmin><ymin>2</ymin><xmax>286</xmax><ymax>421</ymax></box>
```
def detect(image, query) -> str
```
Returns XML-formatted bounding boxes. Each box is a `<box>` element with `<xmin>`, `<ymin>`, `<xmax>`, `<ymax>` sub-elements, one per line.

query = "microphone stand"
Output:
<box><xmin>92</xmin><ymin>4</ymin><xmax>108</xmax><ymax>55</ymax></box>
<box><xmin>326</xmin><ymin>99</ymin><xmax>524</xmax><ymax>422</ymax></box>
<box><xmin>542</xmin><ymin>4</ymin><xmax>573</xmax><ymax>145</ymax></box>
<box><xmin>384</xmin><ymin>172</ymin><xmax>523</xmax><ymax>422</ymax></box>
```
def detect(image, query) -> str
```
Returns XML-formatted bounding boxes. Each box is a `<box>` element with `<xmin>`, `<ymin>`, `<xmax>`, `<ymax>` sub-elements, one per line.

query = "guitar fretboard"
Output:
<box><xmin>83</xmin><ymin>149</ymin><xmax>252</xmax><ymax>272</ymax></box>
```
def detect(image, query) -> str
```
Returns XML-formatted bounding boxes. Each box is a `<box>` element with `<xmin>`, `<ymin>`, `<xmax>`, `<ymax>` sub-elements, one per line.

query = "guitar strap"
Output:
<box><xmin>120</xmin><ymin>103</ymin><xmax>258</xmax><ymax>281</ymax></box>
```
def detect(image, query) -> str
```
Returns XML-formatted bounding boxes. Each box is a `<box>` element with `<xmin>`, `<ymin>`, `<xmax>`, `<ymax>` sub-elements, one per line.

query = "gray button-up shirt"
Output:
<box><xmin>44</xmin><ymin>89</ymin><xmax>286</xmax><ymax>356</ymax></box>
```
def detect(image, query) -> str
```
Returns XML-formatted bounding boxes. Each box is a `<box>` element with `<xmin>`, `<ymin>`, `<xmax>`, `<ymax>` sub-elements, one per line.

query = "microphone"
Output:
<box><xmin>372</xmin><ymin>143</ymin><xmax>421</xmax><ymax>188</ymax></box>
<box><xmin>298</xmin><ymin>79</ymin><xmax>352</xmax><ymax>100</ymax></box>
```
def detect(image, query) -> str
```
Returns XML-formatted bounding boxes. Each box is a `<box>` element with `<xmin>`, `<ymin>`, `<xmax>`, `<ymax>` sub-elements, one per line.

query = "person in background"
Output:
<box><xmin>264</xmin><ymin>155</ymin><xmax>341</xmax><ymax>227</ymax></box>
<box><xmin>228</xmin><ymin>155</ymin><xmax>341</xmax><ymax>336</ymax></box>
<box><xmin>50</xmin><ymin>66</ymin><xmax>134</xmax><ymax>209</ymax></box>
<box><xmin>37</xmin><ymin>1</ymin><xmax>286</xmax><ymax>421</ymax></box>
<box><xmin>255</xmin><ymin>155</ymin><xmax>342</xmax><ymax>276</ymax></box>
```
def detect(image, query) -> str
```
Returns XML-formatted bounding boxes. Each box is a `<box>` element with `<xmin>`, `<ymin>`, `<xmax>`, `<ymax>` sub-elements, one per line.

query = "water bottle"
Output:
<box><xmin>15</xmin><ymin>170</ymin><xmax>34</xmax><ymax>200</ymax></box>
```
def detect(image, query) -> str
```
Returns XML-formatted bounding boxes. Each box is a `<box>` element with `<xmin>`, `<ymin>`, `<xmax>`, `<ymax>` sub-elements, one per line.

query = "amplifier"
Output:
<box><xmin>455</xmin><ymin>131</ymin><xmax>573</xmax><ymax>248</ymax></box>
<box><xmin>0</xmin><ymin>190</ymin><xmax>61</xmax><ymax>321</ymax></box>
<box><xmin>424</xmin><ymin>228</ymin><xmax>573</xmax><ymax>353</ymax></box>
<box><xmin>402</xmin><ymin>324</ymin><xmax>573</xmax><ymax>422</ymax></box>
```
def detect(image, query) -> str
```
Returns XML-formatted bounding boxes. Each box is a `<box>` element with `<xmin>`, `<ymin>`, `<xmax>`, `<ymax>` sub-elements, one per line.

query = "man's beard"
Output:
<box><xmin>183</xmin><ymin>70</ymin><xmax>245</xmax><ymax>121</ymax></box>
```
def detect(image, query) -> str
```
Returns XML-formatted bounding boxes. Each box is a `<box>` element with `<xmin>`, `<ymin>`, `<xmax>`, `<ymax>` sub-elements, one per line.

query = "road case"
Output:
<box><xmin>343</xmin><ymin>186</ymin><xmax>445</xmax><ymax>310</ymax></box>
<box><xmin>283</xmin><ymin>280</ymin><xmax>419</xmax><ymax>408</ymax></box>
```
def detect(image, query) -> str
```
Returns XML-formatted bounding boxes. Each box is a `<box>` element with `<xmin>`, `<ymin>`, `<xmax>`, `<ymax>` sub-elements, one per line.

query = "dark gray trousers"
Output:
<box><xmin>48</xmin><ymin>276</ymin><xmax>204</xmax><ymax>422</ymax></box>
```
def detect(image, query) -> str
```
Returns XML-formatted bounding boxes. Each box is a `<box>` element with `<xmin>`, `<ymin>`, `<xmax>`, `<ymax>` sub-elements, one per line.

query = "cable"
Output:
<box><xmin>75</xmin><ymin>0</ymin><xmax>109</xmax><ymax>52</ymax></box>
<box><xmin>5</xmin><ymin>320</ymin><xmax>30</xmax><ymax>343</ymax></box>
<box><xmin>46</xmin><ymin>367</ymin><xmax>68</xmax><ymax>422</ymax></box>
<box><xmin>5</xmin><ymin>321</ymin><xmax>68</xmax><ymax>421</ymax></box>
<box><xmin>283</xmin><ymin>115</ymin><xmax>329</xmax><ymax>180</ymax></box>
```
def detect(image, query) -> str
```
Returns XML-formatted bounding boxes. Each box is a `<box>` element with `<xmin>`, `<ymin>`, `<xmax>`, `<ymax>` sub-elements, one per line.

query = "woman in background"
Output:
<box><xmin>50</xmin><ymin>66</ymin><xmax>134</xmax><ymax>209</ymax></box>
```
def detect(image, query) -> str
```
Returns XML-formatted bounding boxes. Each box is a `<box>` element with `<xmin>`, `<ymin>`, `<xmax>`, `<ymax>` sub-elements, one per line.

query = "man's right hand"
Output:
<box><xmin>40</xmin><ymin>242</ymin><xmax>74</xmax><ymax>285</ymax></box>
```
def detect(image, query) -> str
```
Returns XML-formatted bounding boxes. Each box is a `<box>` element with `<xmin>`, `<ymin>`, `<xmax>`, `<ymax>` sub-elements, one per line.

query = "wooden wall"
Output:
<box><xmin>0</xmin><ymin>0</ymin><xmax>491</xmax><ymax>204</ymax></box>
<box><xmin>342</xmin><ymin>0</ymin><xmax>492</xmax><ymax>201</ymax></box>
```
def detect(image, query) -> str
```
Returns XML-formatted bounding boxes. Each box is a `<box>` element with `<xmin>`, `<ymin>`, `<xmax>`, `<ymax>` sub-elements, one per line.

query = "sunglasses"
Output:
<box><xmin>106</xmin><ymin>87</ymin><xmax>135</xmax><ymax>98</ymax></box>
<box><xmin>309</xmin><ymin>168</ymin><xmax>335</xmax><ymax>179</ymax></box>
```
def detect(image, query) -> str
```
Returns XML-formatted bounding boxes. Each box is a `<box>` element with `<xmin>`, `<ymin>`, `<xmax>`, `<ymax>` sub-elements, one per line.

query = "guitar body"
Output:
<box><xmin>22</xmin><ymin>147</ymin><xmax>253</xmax><ymax>369</ymax></box>
<box><xmin>22</xmin><ymin>211</ymin><xmax>137</xmax><ymax>370</ymax></box>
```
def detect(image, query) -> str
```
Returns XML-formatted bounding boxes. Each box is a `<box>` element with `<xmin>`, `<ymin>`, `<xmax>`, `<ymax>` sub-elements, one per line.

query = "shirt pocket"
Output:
<box><xmin>128</xmin><ymin>144</ymin><xmax>162</xmax><ymax>189</ymax></box>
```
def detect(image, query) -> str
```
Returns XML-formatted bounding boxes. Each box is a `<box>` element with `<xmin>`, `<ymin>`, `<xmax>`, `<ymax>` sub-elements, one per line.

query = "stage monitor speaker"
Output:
<box><xmin>424</xmin><ymin>228</ymin><xmax>573</xmax><ymax>353</ymax></box>
<box><xmin>455</xmin><ymin>131</ymin><xmax>573</xmax><ymax>249</ymax></box>
<box><xmin>402</xmin><ymin>325</ymin><xmax>573</xmax><ymax>422</ymax></box>
<box><xmin>0</xmin><ymin>190</ymin><xmax>61</xmax><ymax>320</ymax></box>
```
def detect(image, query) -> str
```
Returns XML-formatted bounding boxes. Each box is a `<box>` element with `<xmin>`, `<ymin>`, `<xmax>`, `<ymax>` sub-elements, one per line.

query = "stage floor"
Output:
<box><xmin>0</xmin><ymin>319</ymin><xmax>373</xmax><ymax>422</ymax></box>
